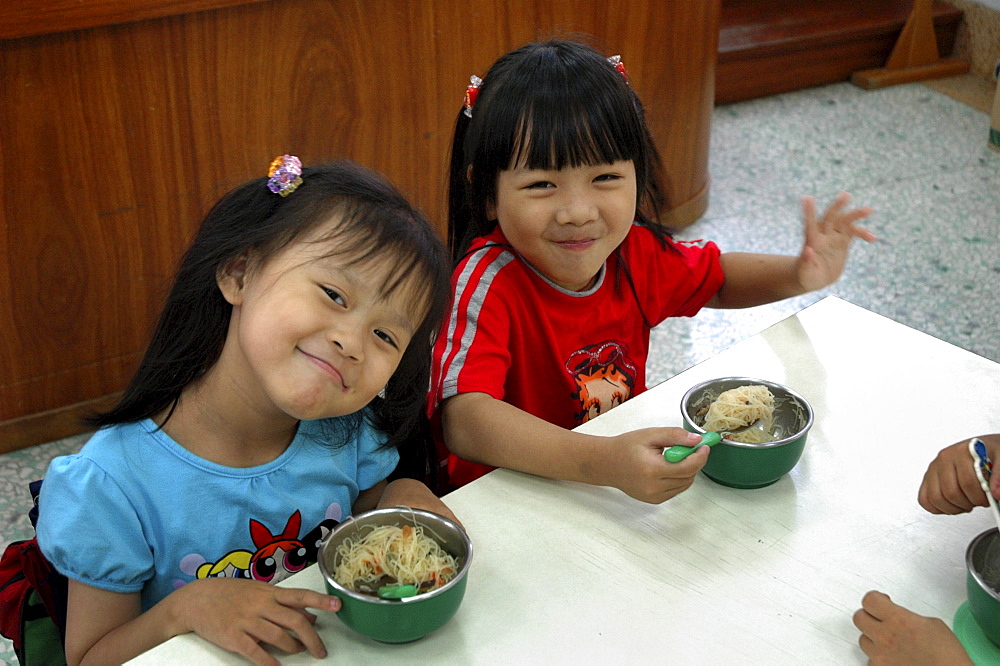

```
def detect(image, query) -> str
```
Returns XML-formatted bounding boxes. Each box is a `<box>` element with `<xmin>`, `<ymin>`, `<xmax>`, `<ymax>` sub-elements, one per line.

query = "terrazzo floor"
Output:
<box><xmin>1</xmin><ymin>79</ymin><xmax>998</xmax><ymax>663</ymax></box>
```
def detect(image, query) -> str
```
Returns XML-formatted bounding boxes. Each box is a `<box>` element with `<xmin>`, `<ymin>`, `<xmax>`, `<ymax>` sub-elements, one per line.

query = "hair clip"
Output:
<box><xmin>607</xmin><ymin>55</ymin><xmax>630</xmax><ymax>84</ymax></box>
<box><xmin>267</xmin><ymin>154</ymin><xmax>304</xmax><ymax>197</ymax></box>
<box><xmin>463</xmin><ymin>75</ymin><xmax>483</xmax><ymax>118</ymax></box>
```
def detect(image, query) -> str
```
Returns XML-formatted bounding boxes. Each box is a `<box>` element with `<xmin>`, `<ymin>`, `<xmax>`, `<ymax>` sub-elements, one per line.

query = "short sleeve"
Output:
<box><xmin>36</xmin><ymin>456</ymin><xmax>153</xmax><ymax>593</ymax></box>
<box><xmin>632</xmin><ymin>232</ymin><xmax>724</xmax><ymax>323</ymax></box>
<box><xmin>353</xmin><ymin>424</ymin><xmax>399</xmax><ymax>492</ymax></box>
<box><xmin>442</xmin><ymin>287</ymin><xmax>513</xmax><ymax>401</ymax></box>
<box><xmin>430</xmin><ymin>245</ymin><xmax>516</xmax><ymax>409</ymax></box>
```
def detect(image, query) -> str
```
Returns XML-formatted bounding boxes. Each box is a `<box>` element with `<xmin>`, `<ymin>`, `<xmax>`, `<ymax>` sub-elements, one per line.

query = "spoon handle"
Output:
<box><xmin>969</xmin><ymin>438</ymin><xmax>1000</xmax><ymax>531</ymax></box>
<box><xmin>663</xmin><ymin>432</ymin><xmax>722</xmax><ymax>463</ymax></box>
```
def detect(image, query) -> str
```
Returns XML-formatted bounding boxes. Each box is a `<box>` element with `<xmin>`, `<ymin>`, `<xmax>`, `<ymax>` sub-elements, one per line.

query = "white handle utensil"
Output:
<box><xmin>969</xmin><ymin>437</ymin><xmax>1000</xmax><ymax>531</ymax></box>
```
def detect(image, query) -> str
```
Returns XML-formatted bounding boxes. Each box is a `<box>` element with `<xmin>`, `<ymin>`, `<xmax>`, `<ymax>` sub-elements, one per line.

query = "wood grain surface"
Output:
<box><xmin>0</xmin><ymin>0</ymin><xmax>719</xmax><ymax>450</ymax></box>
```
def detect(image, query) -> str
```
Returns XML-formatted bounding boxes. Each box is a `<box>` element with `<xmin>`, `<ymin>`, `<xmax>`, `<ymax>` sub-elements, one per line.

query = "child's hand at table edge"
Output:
<box><xmin>918</xmin><ymin>434</ymin><xmax>1000</xmax><ymax>514</ymax></box>
<box><xmin>176</xmin><ymin>577</ymin><xmax>340</xmax><ymax>666</ymax></box>
<box><xmin>608</xmin><ymin>428</ymin><xmax>708</xmax><ymax>504</ymax></box>
<box><xmin>852</xmin><ymin>590</ymin><xmax>972</xmax><ymax>666</ymax></box>
<box><xmin>796</xmin><ymin>192</ymin><xmax>875</xmax><ymax>293</ymax></box>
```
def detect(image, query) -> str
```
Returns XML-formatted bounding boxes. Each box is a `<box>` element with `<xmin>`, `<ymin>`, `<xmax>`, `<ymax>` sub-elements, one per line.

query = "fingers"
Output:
<box><xmin>919</xmin><ymin>469</ymin><xmax>978</xmax><ymax>514</ymax></box>
<box><xmin>662</xmin><ymin>442</ymin><xmax>710</xmax><ymax>475</ymax></box>
<box><xmin>620</xmin><ymin>429</ymin><xmax>710</xmax><ymax>503</ymax></box>
<box><xmin>250</xmin><ymin>617</ymin><xmax>310</xmax><ymax>656</ymax></box>
<box><xmin>275</xmin><ymin>588</ymin><xmax>341</xmax><ymax>613</ymax></box>
<box><xmin>860</xmin><ymin>590</ymin><xmax>893</xmax><ymax>618</ymax></box>
<box><xmin>806</xmin><ymin>192</ymin><xmax>876</xmax><ymax>242</ymax></box>
<box><xmin>243</xmin><ymin>602</ymin><xmax>328</xmax><ymax>660</ymax></box>
<box><xmin>918</xmin><ymin>446</ymin><xmax>986</xmax><ymax>514</ymax></box>
<box><xmin>651</xmin><ymin>430</ymin><xmax>702</xmax><ymax>450</ymax></box>
<box><xmin>815</xmin><ymin>191</ymin><xmax>852</xmax><ymax>225</ymax></box>
<box><xmin>857</xmin><ymin>633</ymin><xmax>876</xmax><ymax>658</ymax></box>
<box><xmin>265</xmin><ymin>590</ymin><xmax>338</xmax><ymax>658</ymax></box>
<box><xmin>852</xmin><ymin>607</ymin><xmax>879</xmax><ymax>653</ymax></box>
<box><xmin>852</xmin><ymin>592</ymin><xmax>890</xmax><ymax>659</ymax></box>
<box><xmin>233</xmin><ymin>634</ymin><xmax>283</xmax><ymax>666</ymax></box>
<box><xmin>802</xmin><ymin>195</ymin><xmax>818</xmax><ymax>227</ymax></box>
<box><xmin>649</xmin><ymin>441</ymin><xmax>709</xmax><ymax>503</ymax></box>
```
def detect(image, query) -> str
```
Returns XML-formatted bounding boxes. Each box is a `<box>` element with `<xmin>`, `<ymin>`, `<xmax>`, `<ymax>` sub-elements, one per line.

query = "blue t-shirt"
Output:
<box><xmin>36</xmin><ymin>417</ymin><xmax>397</xmax><ymax>611</ymax></box>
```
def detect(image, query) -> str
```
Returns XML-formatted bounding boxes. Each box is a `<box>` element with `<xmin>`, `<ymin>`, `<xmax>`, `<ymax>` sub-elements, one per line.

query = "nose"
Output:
<box><xmin>329</xmin><ymin>321</ymin><xmax>364</xmax><ymax>361</ymax></box>
<box><xmin>554</xmin><ymin>191</ymin><xmax>598</xmax><ymax>226</ymax></box>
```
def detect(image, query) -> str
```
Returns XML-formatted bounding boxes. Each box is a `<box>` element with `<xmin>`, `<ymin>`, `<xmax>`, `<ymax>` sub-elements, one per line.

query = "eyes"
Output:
<box><xmin>321</xmin><ymin>286</ymin><xmax>400</xmax><ymax>349</ymax></box>
<box><xmin>323</xmin><ymin>286</ymin><xmax>347</xmax><ymax>307</ymax></box>
<box><xmin>522</xmin><ymin>171</ymin><xmax>624</xmax><ymax>190</ymax></box>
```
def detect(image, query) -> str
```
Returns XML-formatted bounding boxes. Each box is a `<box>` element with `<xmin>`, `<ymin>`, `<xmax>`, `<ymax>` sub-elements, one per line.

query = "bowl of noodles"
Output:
<box><xmin>965</xmin><ymin>527</ymin><xmax>1000</xmax><ymax>647</ymax></box>
<box><xmin>680</xmin><ymin>377</ymin><xmax>813</xmax><ymax>489</ymax></box>
<box><xmin>318</xmin><ymin>507</ymin><xmax>472</xmax><ymax>643</ymax></box>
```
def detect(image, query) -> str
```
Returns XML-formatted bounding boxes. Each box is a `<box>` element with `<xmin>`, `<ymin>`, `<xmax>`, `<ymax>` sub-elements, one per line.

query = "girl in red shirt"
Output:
<box><xmin>430</xmin><ymin>39</ymin><xmax>875</xmax><ymax>500</ymax></box>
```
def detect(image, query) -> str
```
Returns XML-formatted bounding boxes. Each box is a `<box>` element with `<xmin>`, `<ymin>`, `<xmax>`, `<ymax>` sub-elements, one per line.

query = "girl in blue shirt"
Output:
<box><xmin>36</xmin><ymin>157</ymin><xmax>456</xmax><ymax>665</ymax></box>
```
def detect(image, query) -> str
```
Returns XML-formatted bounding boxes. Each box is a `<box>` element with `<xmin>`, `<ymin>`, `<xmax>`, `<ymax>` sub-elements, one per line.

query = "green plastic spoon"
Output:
<box><xmin>663</xmin><ymin>431</ymin><xmax>722</xmax><ymax>463</ymax></box>
<box><xmin>377</xmin><ymin>584</ymin><xmax>418</xmax><ymax>600</ymax></box>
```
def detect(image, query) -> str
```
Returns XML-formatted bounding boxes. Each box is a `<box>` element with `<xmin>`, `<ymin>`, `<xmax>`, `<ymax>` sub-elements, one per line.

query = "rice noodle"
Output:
<box><xmin>701</xmin><ymin>384</ymin><xmax>777</xmax><ymax>444</ymax></box>
<box><xmin>333</xmin><ymin>522</ymin><xmax>458</xmax><ymax>594</ymax></box>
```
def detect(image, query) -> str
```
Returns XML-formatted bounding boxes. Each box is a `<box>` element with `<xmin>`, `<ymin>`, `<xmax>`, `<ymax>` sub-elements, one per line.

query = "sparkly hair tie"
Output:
<box><xmin>267</xmin><ymin>154</ymin><xmax>303</xmax><ymax>196</ymax></box>
<box><xmin>607</xmin><ymin>55</ymin><xmax>630</xmax><ymax>84</ymax></box>
<box><xmin>463</xmin><ymin>75</ymin><xmax>482</xmax><ymax>118</ymax></box>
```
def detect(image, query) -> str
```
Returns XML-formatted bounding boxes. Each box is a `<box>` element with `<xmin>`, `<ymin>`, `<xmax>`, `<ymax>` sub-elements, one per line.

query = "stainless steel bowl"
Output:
<box><xmin>318</xmin><ymin>507</ymin><xmax>473</xmax><ymax>643</ymax></box>
<box><xmin>680</xmin><ymin>376</ymin><xmax>814</xmax><ymax>488</ymax></box>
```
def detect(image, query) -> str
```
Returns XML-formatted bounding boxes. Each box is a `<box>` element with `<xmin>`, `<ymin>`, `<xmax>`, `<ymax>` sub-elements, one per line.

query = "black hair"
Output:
<box><xmin>88</xmin><ymin>160</ymin><xmax>451</xmax><ymax>465</ymax></box>
<box><xmin>448</xmin><ymin>39</ymin><xmax>672</xmax><ymax>261</ymax></box>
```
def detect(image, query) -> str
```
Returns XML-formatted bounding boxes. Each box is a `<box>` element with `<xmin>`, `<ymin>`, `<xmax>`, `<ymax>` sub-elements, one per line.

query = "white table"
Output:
<box><xmin>130</xmin><ymin>296</ymin><xmax>1000</xmax><ymax>664</ymax></box>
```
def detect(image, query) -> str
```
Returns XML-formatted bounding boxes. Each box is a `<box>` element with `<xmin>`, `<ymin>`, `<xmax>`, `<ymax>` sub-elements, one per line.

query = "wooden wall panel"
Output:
<box><xmin>0</xmin><ymin>0</ymin><xmax>270</xmax><ymax>40</ymax></box>
<box><xmin>0</xmin><ymin>0</ymin><xmax>719</xmax><ymax>451</ymax></box>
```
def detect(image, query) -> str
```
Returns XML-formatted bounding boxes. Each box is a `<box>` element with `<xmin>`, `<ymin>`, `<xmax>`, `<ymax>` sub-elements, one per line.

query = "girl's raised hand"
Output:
<box><xmin>609</xmin><ymin>428</ymin><xmax>709</xmax><ymax>504</ymax></box>
<box><xmin>797</xmin><ymin>192</ymin><xmax>875</xmax><ymax>292</ymax></box>
<box><xmin>178</xmin><ymin>578</ymin><xmax>340</xmax><ymax>666</ymax></box>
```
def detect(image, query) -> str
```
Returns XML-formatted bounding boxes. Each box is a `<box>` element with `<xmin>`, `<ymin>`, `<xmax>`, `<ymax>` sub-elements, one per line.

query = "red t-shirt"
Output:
<box><xmin>428</xmin><ymin>224</ymin><xmax>724</xmax><ymax>489</ymax></box>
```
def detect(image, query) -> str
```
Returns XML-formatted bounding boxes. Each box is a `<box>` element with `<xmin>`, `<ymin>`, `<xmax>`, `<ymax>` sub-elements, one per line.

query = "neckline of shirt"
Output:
<box><xmin>140</xmin><ymin>418</ymin><xmax>305</xmax><ymax>477</ymax></box>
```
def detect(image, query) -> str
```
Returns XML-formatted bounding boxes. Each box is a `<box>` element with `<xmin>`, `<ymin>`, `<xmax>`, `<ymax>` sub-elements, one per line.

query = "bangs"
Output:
<box><xmin>479</xmin><ymin>52</ymin><xmax>645</xmax><ymax>173</ymax></box>
<box><xmin>512</xmin><ymin>93</ymin><xmax>641</xmax><ymax>172</ymax></box>
<box><xmin>309</xmin><ymin>201</ymin><xmax>439</xmax><ymax>307</ymax></box>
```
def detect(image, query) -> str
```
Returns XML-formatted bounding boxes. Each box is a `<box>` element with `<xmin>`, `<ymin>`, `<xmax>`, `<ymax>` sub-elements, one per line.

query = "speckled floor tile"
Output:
<box><xmin>651</xmin><ymin>82</ymin><xmax>1000</xmax><ymax>386</ymax></box>
<box><xmin>0</xmin><ymin>436</ymin><xmax>88</xmax><ymax>664</ymax></box>
<box><xmin>0</xmin><ymin>434</ymin><xmax>88</xmax><ymax>545</ymax></box>
<box><xmin>1</xmin><ymin>79</ymin><xmax>998</xmax><ymax>664</ymax></box>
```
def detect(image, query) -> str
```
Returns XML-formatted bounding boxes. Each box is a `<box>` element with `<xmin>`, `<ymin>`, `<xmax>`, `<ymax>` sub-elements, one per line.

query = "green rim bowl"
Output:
<box><xmin>967</xmin><ymin>527</ymin><xmax>1000</xmax><ymax>647</ymax></box>
<box><xmin>680</xmin><ymin>376</ymin><xmax>814</xmax><ymax>489</ymax></box>
<box><xmin>318</xmin><ymin>507</ymin><xmax>473</xmax><ymax>643</ymax></box>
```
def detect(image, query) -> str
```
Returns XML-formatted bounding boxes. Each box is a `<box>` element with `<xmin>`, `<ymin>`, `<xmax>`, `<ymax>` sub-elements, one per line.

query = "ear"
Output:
<box><xmin>466</xmin><ymin>164</ymin><xmax>473</xmax><ymax>183</ymax></box>
<box><xmin>217</xmin><ymin>254</ymin><xmax>250</xmax><ymax>306</ymax></box>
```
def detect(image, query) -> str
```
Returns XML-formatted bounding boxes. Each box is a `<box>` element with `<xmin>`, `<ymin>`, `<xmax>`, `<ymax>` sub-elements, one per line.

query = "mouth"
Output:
<box><xmin>298</xmin><ymin>348</ymin><xmax>349</xmax><ymax>390</ymax></box>
<box><xmin>553</xmin><ymin>238</ymin><xmax>596</xmax><ymax>251</ymax></box>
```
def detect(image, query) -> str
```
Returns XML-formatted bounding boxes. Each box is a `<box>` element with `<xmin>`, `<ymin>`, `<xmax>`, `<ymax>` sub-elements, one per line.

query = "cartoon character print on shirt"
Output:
<box><xmin>180</xmin><ymin>503</ymin><xmax>342</xmax><ymax>587</ymax></box>
<box><xmin>196</xmin><ymin>550</ymin><xmax>253</xmax><ymax>580</ymax></box>
<box><xmin>246</xmin><ymin>510</ymin><xmax>312</xmax><ymax>583</ymax></box>
<box><xmin>566</xmin><ymin>341</ymin><xmax>637</xmax><ymax>423</ymax></box>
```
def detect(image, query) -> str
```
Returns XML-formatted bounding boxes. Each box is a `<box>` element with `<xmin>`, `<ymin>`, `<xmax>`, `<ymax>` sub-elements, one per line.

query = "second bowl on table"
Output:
<box><xmin>680</xmin><ymin>376</ymin><xmax>814</xmax><ymax>489</ymax></box>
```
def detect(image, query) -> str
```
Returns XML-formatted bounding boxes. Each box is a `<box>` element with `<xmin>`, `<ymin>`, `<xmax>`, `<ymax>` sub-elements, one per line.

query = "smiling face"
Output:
<box><xmin>215</xmin><ymin>215</ymin><xmax>427</xmax><ymax>423</ymax></box>
<box><xmin>490</xmin><ymin>160</ymin><xmax>637</xmax><ymax>291</ymax></box>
